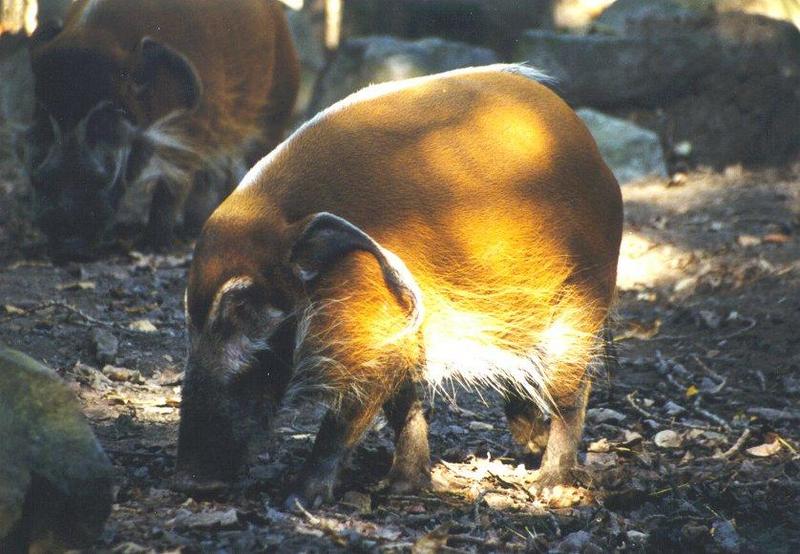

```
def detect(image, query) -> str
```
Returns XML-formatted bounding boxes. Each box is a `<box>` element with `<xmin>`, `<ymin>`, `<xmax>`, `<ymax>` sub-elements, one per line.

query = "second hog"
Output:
<box><xmin>176</xmin><ymin>64</ymin><xmax>623</xmax><ymax>505</ymax></box>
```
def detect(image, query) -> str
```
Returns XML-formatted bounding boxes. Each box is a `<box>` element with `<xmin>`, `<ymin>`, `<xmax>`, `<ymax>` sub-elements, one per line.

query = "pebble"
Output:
<box><xmin>711</xmin><ymin>520</ymin><xmax>741</xmax><ymax>553</ymax></box>
<box><xmin>102</xmin><ymin>365</ymin><xmax>145</xmax><ymax>384</ymax></box>
<box><xmin>341</xmin><ymin>490</ymin><xmax>372</xmax><ymax>513</ymax></box>
<box><xmin>91</xmin><ymin>328</ymin><xmax>119</xmax><ymax>364</ymax></box>
<box><xmin>654</xmin><ymin>429</ymin><xmax>683</xmax><ymax>449</ymax></box>
<box><xmin>554</xmin><ymin>530</ymin><xmax>592</xmax><ymax>553</ymax></box>
<box><xmin>626</xmin><ymin>530</ymin><xmax>649</xmax><ymax>546</ymax></box>
<box><xmin>468</xmin><ymin>421</ymin><xmax>494</xmax><ymax>432</ymax></box>
<box><xmin>172</xmin><ymin>508</ymin><xmax>239</xmax><ymax>530</ymax></box>
<box><xmin>586</xmin><ymin>408</ymin><xmax>626</xmax><ymax>423</ymax></box>
<box><xmin>663</xmin><ymin>400</ymin><xmax>686</xmax><ymax>416</ymax></box>
<box><xmin>129</xmin><ymin>319</ymin><xmax>158</xmax><ymax>333</ymax></box>
<box><xmin>71</xmin><ymin>361</ymin><xmax>112</xmax><ymax>389</ymax></box>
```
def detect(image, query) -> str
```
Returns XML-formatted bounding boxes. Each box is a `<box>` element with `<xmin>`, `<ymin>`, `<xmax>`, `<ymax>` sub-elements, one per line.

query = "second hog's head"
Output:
<box><xmin>19</xmin><ymin>27</ymin><xmax>202</xmax><ymax>261</ymax></box>
<box><xmin>175</xmin><ymin>211</ymin><xmax>422</xmax><ymax>493</ymax></box>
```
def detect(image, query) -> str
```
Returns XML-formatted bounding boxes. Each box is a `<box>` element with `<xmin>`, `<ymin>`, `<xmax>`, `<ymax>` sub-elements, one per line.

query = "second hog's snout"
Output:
<box><xmin>176</xmin><ymin>64</ymin><xmax>623</xmax><ymax>506</ymax></box>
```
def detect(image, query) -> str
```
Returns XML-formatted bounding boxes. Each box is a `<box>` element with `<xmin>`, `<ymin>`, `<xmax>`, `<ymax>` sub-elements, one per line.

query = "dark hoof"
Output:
<box><xmin>531</xmin><ymin>465</ymin><xmax>591</xmax><ymax>489</ymax></box>
<box><xmin>386</xmin><ymin>469</ymin><xmax>432</xmax><ymax>495</ymax></box>
<box><xmin>172</xmin><ymin>472</ymin><xmax>229</xmax><ymax>497</ymax></box>
<box><xmin>284</xmin><ymin>473</ymin><xmax>336</xmax><ymax>510</ymax></box>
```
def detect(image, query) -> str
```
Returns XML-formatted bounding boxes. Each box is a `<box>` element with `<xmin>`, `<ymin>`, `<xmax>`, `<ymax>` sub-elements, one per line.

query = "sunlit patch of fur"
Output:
<box><xmin>291</xmin><ymin>247</ymin><xmax>610</xmax><ymax>414</ymax></box>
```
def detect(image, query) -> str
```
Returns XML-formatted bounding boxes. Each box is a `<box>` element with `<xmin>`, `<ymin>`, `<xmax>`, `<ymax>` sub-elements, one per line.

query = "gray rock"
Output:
<box><xmin>172</xmin><ymin>508</ymin><xmax>239</xmax><ymax>530</ymax></box>
<box><xmin>285</xmin><ymin>6</ymin><xmax>327</xmax><ymax>116</ymax></box>
<box><xmin>70</xmin><ymin>360</ymin><xmax>112</xmax><ymax>389</ymax></box>
<box><xmin>595</xmin><ymin>0</ymin><xmax>710</xmax><ymax>36</ymax></box>
<box><xmin>714</xmin><ymin>0</ymin><xmax>800</xmax><ymax>29</ymax></box>
<box><xmin>515</xmin><ymin>29</ymin><xmax>715</xmax><ymax>108</ymax></box>
<box><xmin>0</xmin><ymin>40</ymin><xmax>34</xmax><ymax>126</ymax></box>
<box><xmin>309</xmin><ymin>36</ymin><xmax>498</xmax><ymax>114</ymax></box>
<box><xmin>340</xmin><ymin>0</ymin><xmax>553</xmax><ymax>55</ymax></box>
<box><xmin>91</xmin><ymin>328</ymin><xmax>119</xmax><ymax>365</ymax></box>
<box><xmin>711</xmin><ymin>519</ymin><xmax>741</xmax><ymax>553</ymax></box>
<box><xmin>0</xmin><ymin>346</ymin><xmax>113</xmax><ymax>552</ymax></box>
<box><xmin>586</xmin><ymin>407</ymin><xmax>627</xmax><ymax>423</ymax></box>
<box><xmin>102</xmin><ymin>365</ymin><xmax>144</xmax><ymax>384</ymax></box>
<box><xmin>516</xmin><ymin>0</ymin><xmax>800</xmax><ymax>167</ymax></box>
<box><xmin>577</xmin><ymin>108</ymin><xmax>668</xmax><ymax>183</ymax></box>
<box><xmin>552</xmin><ymin>530</ymin><xmax>592</xmax><ymax>552</ymax></box>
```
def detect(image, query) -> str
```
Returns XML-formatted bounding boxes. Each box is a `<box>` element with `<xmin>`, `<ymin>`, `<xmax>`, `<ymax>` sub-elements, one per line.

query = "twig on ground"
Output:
<box><xmin>487</xmin><ymin>472</ymin><xmax>537</xmax><ymax>502</ymax></box>
<box><xmin>691</xmin><ymin>354</ymin><xmax>728</xmax><ymax>393</ymax></box>
<box><xmin>1</xmin><ymin>300</ymin><xmax>160</xmax><ymax>335</ymax></box>
<box><xmin>719</xmin><ymin>316</ymin><xmax>757</xmax><ymax>339</ymax></box>
<box><xmin>290</xmin><ymin>498</ymin><xmax>321</xmax><ymax>525</ymax></box>
<box><xmin>626</xmin><ymin>392</ymin><xmax>715</xmax><ymax>431</ymax></box>
<box><xmin>715</xmin><ymin>428</ymin><xmax>752</xmax><ymax>459</ymax></box>
<box><xmin>692</xmin><ymin>396</ymin><xmax>732</xmax><ymax>430</ymax></box>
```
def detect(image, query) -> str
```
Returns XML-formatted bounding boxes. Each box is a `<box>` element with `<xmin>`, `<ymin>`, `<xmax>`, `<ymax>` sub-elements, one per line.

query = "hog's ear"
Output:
<box><xmin>288</xmin><ymin>212</ymin><xmax>424</xmax><ymax>329</ymax></box>
<box><xmin>133</xmin><ymin>37</ymin><xmax>202</xmax><ymax>112</ymax></box>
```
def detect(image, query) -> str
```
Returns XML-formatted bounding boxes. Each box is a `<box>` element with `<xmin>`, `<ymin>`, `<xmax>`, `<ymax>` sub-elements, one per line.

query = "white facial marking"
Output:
<box><xmin>206</xmin><ymin>276</ymin><xmax>255</xmax><ymax>328</ymax></box>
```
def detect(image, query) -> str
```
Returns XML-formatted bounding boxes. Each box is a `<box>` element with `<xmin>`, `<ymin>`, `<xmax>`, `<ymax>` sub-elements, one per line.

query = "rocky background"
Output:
<box><xmin>1</xmin><ymin>0</ymin><xmax>800</xmax><ymax>552</ymax></box>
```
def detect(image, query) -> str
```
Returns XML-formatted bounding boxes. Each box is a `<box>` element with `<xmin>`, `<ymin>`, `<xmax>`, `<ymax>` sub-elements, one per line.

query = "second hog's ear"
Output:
<box><xmin>289</xmin><ymin>212</ymin><xmax>424</xmax><ymax>330</ymax></box>
<box><xmin>132</xmin><ymin>37</ymin><xmax>202</xmax><ymax>114</ymax></box>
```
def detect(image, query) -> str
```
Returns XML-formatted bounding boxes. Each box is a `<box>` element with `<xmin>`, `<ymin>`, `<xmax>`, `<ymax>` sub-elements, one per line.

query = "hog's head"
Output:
<box><xmin>19</xmin><ymin>31</ymin><xmax>201</xmax><ymax>261</ymax></box>
<box><xmin>175</xmin><ymin>212</ymin><xmax>422</xmax><ymax>493</ymax></box>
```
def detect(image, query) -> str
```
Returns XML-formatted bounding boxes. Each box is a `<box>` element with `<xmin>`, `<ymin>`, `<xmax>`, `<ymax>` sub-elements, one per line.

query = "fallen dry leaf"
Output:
<box><xmin>129</xmin><ymin>319</ymin><xmax>158</xmax><ymax>333</ymax></box>
<box><xmin>746</xmin><ymin>439</ymin><xmax>782</xmax><ymax>457</ymax></box>
<box><xmin>762</xmin><ymin>233</ymin><xmax>791</xmax><ymax>244</ymax></box>
<box><xmin>3</xmin><ymin>304</ymin><xmax>25</xmax><ymax>315</ymax></box>
<box><xmin>57</xmin><ymin>280</ymin><xmax>96</xmax><ymax>291</ymax></box>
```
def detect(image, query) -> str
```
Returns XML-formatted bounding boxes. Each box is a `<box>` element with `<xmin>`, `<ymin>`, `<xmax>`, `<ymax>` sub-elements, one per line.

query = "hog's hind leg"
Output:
<box><xmin>383</xmin><ymin>380</ymin><xmax>431</xmax><ymax>494</ymax></box>
<box><xmin>532</xmin><ymin>378</ymin><xmax>591</xmax><ymax>488</ymax></box>
<box><xmin>504</xmin><ymin>390</ymin><xmax>550</xmax><ymax>458</ymax></box>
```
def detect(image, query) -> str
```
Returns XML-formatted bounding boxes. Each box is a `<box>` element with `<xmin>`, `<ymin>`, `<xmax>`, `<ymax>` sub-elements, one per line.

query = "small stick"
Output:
<box><xmin>692</xmin><ymin>396</ymin><xmax>731</xmax><ymax>430</ymax></box>
<box><xmin>719</xmin><ymin>317</ymin><xmax>757</xmax><ymax>339</ymax></box>
<box><xmin>2</xmin><ymin>300</ymin><xmax>161</xmax><ymax>335</ymax></box>
<box><xmin>290</xmin><ymin>498</ymin><xmax>321</xmax><ymax>525</ymax></box>
<box><xmin>626</xmin><ymin>392</ymin><xmax>715</xmax><ymax>431</ymax></box>
<box><xmin>690</xmin><ymin>354</ymin><xmax>725</xmax><ymax>384</ymax></box>
<box><xmin>714</xmin><ymin>428</ymin><xmax>751</xmax><ymax>459</ymax></box>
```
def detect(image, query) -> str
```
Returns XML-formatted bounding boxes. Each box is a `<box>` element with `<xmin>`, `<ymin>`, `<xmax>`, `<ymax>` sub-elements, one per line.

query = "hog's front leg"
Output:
<box><xmin>534</xmin><ymin>379</ymin><xmax>590</xmax><ymax>488</ymax></box>
<box><xmin>286</xmin><ymin>394</ymin><xmax>384</xmax><ymax>508</ymax></box>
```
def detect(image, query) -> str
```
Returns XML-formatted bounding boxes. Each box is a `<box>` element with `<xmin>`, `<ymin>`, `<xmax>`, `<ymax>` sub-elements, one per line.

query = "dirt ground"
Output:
<box><xmin>1</xmin><ymin>159</ymin><xmax>800</xmax><ymax>552</ymax></box>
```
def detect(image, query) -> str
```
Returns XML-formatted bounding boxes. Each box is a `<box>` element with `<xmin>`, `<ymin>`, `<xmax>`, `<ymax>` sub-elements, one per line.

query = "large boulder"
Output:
<box><xmin>577</xmin><ymin>108</ymin><xmax>668</xmax><ymax>184</ymax></box>
<box><xmin>341</xmin><ymin>0</ymin><xmax>554</xmax><ymax>56</ymax></box>
<box><xmin>0</xmin><ymin>346</ymin><xmax>113</xmax><ymax>553</ymax></box>
<box><xmin>713</xmin><ymin>0</ymin><xmax>800</xmax><ymax>28</ymax></box>
<box><xmin>516</xmin><ymin>0</ymin><xmax>800</xmax><ymax>167</ymax></box>
<box><xmin>285</xmin><ymin>2</ymin><xmax>328</xmax><ymax>117</ymax></box>
<box><xmin>309</xmin><ymin>36</ymin><xmax>498</xmax><ymax>114</ymax></box>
